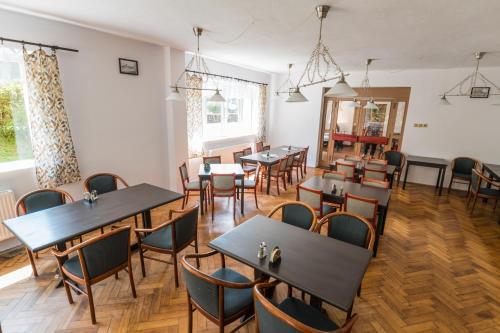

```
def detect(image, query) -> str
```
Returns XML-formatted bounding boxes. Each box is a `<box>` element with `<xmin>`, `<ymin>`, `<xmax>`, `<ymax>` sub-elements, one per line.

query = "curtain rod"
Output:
<box><xmin>0</xmin><ymin>36</ymin><xmax>79</xmax><ymax>53</ymax></box>
<box><xmin>185</xmin><ymin>69</ymin><xmax>268</xmax><ymax>86</ymax></box>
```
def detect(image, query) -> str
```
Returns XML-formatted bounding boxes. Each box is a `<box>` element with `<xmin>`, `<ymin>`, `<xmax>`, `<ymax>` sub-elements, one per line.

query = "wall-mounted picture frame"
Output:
<box><xmin>119</xmin><ymin>58</ymin><xmax>139</xmax><ymax>75</ymax></box>
<box><xmin>470</xmin><ymin>86</ymin><xmax>490</xmax><ymax>98</ymax></box>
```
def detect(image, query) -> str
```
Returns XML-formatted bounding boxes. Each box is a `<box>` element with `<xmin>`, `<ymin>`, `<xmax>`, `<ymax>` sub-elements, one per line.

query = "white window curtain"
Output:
<box><xmin>257</xmin><ymin>84</ymin><xmax>267</xmax><ymax>142</ymax></box>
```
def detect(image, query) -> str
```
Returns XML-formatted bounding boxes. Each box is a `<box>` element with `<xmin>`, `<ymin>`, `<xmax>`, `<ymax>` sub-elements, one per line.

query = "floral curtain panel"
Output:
<box><xmin>23</xmin><ymin>48</ymin><xmax>80</xmax><ymax>188</ymax></box>
<box><xmin>186</xmin><ymin>74</ymin><xmax>203</xmax><ymax>158</ymax></box>
<box><xmin>257</xmin><ymin>84</ymin><xmax>267</xmax><ymax>142</ymax></box>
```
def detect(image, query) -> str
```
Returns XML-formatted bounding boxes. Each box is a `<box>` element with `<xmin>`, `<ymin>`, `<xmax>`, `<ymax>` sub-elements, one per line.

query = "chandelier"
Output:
<box><xmin>166</xmin><ymin>27</ymin><xmax>226</xmax><ymax>102</ymax></box>
<box><xmin>282</xmin><ymin>5</ymin><xmax>356</xmax><ymax>103</ymax></box>
<box><xmin>440</xmin><ymin>52</ymin><xmax>500</xmax><ymax>105</ymax></box>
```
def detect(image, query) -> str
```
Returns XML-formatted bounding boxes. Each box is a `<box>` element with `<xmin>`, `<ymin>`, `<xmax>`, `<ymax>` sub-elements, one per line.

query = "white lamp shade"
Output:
<box><xmin>325</xmin><ymin>76</ymin><xmax>358</xmax><ymax>97</ymax></box>
<box><xmin>363</xmin><ymin>99</ymin><xmax>379</xmax><ymax>110</ymax></box>
<box><xmin>166</xmin><ymin>87</ymin><xmax>184</xmax><ymax>102</ymax></box>
<box><xmin>208</xmin><ymin>89</ymin><xmax>226</xmax><ymax>102</ymax></box>
<box><xmin>346</xmin><ymin>99</ymin><xmax>361</xmax><ymax>108</ymax></box>
<box><xmin>286</xmin><ymin>88</ymin><xmax>308</xmax><ymax>102</ymax></box>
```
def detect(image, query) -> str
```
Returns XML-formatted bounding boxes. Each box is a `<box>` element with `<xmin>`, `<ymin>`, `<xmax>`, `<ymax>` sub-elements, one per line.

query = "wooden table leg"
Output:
<box><xmin>439</xmin><ymin>167</ymin><xmax>446</xmax><ymax>196</ymax></box>
<box><xmin>142</xmin><ymin>210</ymin><xmax>152</xmax><ymax>229</ymax></box>
<box><xmin>199</xmin><ymin>176</ymin><xmax>204</xmax><ymax>215</ymax></box>
<box><xmin>240</xmin><ymin>176</ymin><xmax>245</xmax><ymax>216</ymax></box>
<box><xmin>435</xmin><ymin>168</ymin><xmax>442</xmax><ymax>189</ymax></box>
<box><xmin>403</xmin><ymin>163</ymin><xmax>410</xmax><ymax>189</ymax></box>
<box><xmin>266</xmin><ymin>163</ymin><xmax>272</xmax><ymax>195</ymax></box>
<box><xmin>372</xmin><ymin>211</ymin><xmax>384</xmax><ymax>257</ymax></box>
<box><xmin>380</xmin><ymin>204</ymin><xmax>389</xmax><ymax>235</ymax></box>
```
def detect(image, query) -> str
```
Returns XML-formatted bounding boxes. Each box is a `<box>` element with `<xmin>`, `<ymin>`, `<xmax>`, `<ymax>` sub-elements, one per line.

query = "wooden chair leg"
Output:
<box><xmin>357</xmin><ymin>282</ymin><xmax>362</xmax><ymax>297</ymax></box>
<box><xmin>128</xmin><ymin>263</ymin><xmax>137</xmax><ymax>298</ymax></box>
<box><xmin>100</xmin><ymin>227</ymin><xmax>104</xmax><ymax>234</ymax></box>
<box><xmin>194</xmin><ymin>240</ymin><xmax>200</xmax><ymax>268</ymax></box>
<box><xmin>114</xmin><ymin>272</ymin><xmax>119</xmax><ymax>279</ymax></box>
<box><xmin>173</xmin><ymin>253</ymin><xmax>179</xmax><ymax>288</ymax></box>
<box><xmin>86</xmin><ymin>283</ymin><xmax>97</xmax><ymax>324</ymax></box>
<box><xmin>63</xmin><ymin>279</ymin><xmax>74</xmax><ymax>304</ymax></box>
<box><xmin>184</xmin><ymin>191</ymin><xmax>190</xmax><ymax>209</ymax></box>
<box><xmin>448</xmin><ymin>176</ymin><xmax>454</xmax><ymax>193</ymax></box>
<box><xmin>471</xmin><ymin>195</ymin><xmax>479</xmax><ymax>215</ymax></box>
<box><xmin>211</xmin><ymin>195</ymin><xmax>215</xmax><ymax>222</ymax></box>
<box><xmin>282</xmin><ymin>175</ymin><xmax>287</xmax><ymax>191</ymax></box>
<box><xmin>254</xmin><ymin>189</ymin><xmax>259</xmax><ymax>209</ymax></box>
<box><xmin>26</xmin><ymin>249</ymin><xmax>38</xmax><ymax>277</ymax></box>
<box><xmin>133</xmin><ymin>215</ymin><xmax>138</xmax><ymax>228</ymax></box>
<box><xmin>276</xmin><ymin>177</ymin><xmax>280</xmax><ymax>196</ymax></box>
<box><xmin>139</xmin><ymin>248</ymin><xmax>146</xmax><ymax>277</ymax></box>
<box><xmin>300</xmin><ymin>166</ymin><xmax>304</xmax><ymax>179</ymax></box>
<box><xmin>233</xmin><ymin>195</ymin><xmax>236</xmax><ymax>221</ymax></box>
<box><xmin>188</xmin><ymin>300</ymin><xmax>193</xmax><ymax>333</ymax></box>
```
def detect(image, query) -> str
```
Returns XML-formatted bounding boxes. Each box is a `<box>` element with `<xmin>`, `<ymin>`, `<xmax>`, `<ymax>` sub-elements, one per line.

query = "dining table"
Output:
<box><xmin>482</xmin><ymin>163</ymin><xmax>500</xmax><ymax>180</ymax></box>
<box><xmin>330</xmin><ymin>158</ymin><xmax>397</xmax><ymax>188</ymax></box>
<box><xmin>209</xmin><ymin>215</ymin><xmax>372</xmax><ymax>315</ymax></box>
<box><xmin>403</xmin><ymin>155</ymin><xmax>448</xmax><ymax>195</ymax></box>
<box><xmin>300</xmin><ymin>176</ymin><xmax>392</xmax><ymax>256</ymax></box>
<box><xmin>198</xmin><ymin>163</ymin><xmax>245</xmax><ymax>215</ymax></box>
<box><xmin>241</xmin><ymin>145</ymin><xmax>304</xmax><ymax>195</ymax></box>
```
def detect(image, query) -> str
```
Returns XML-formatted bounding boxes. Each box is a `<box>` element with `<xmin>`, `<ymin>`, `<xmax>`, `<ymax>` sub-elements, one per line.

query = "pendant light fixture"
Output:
<box><xmin>275</xmin><ymin>64</ymin><xmax>295</xmax><ymax>97</ymax></box>
<box><xmin>286</xmin><ymin>87</ymin><xmax>309</xmax><ymax>102</ymax></box>
<box><xmin>346</xmin><ymin>98</ymin><xmax>361</xmax><ymax>108</ymax></box>
<box><xmin>166</xmin><ymin>27</ymin><xmax>226</xmax><ymax>103</ymax></box>
<box><xmin>439</xmin><ymin>52</ymin><xmax>500</xmax><ymax>105</ymax></box>
<box><xmin>358</xmin><ymin>59</ymin><xmax>379</xmax><ymax>110</ymax></box>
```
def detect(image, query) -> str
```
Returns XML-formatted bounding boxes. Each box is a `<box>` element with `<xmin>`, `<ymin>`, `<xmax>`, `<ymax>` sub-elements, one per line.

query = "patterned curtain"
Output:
<box><xmin>257</xmin><ymin>84</ymin><xmax>267</xmax><ymax>142</ymax></box>
<box><xmin>186</xmin><ymin>74</ymin><xmax>203</xmax><ymax>158</ymax></box>
<box><xmin>23</xmin><ymin>48</ymin><xmax>80</xmax><ymax>188</ymax></box>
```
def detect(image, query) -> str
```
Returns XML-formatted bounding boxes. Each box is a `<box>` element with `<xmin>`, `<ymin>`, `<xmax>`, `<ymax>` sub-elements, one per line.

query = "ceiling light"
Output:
<box><xmin>286</xmin><ymin>88</ymin><xmax>308</xmax><ymax>102</ymax></box>
<box><xmin>345</xmin><ymin>99</ymin><xmax>362</xmax><ymax>108</ymax></box>
<box><xmin>363</xmin><ymin>99</ymin><xmax>379</xmax><ymax>110</ymax></box>
<box><xmin>275</xmin><ymin>64</ymin><xmax>295</xmax><ymax>97</ymax></box>
<box><xmin>439</xmin><ymin>94</ymin><xmax>451</xmax><ymax>105</ymax></box>
<box><xmin>325</xmin><ymin>74</ymin><xmax>358</xmax><ymax>97</ymax></box>
<box><xmin>208</xmin><ymin>89</ymin><xmax>226</xmax><ymax>102</ymax></box>
<box><xmin>166</xmin><ymin>86</ymin><xmax>184</xmax><ymax>102</ymax></box>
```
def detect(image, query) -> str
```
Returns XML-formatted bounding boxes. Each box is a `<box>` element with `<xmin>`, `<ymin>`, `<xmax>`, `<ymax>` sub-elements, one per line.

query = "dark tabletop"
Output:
<box><xmin>198</xmin><ymin>163</ymin><xmax>244</xmax><ymax>178</ymax></box>
<box><xmin>331</xmin><ymin>159</ymin><xmax>396</xmax><ymax>176</ymax></box>
<box><xmin>406</xmin><ymin>155</ymin><xmax>448</xmax><ymax>167</ymax></box>
<box><xmin>3</xmin><ymin>183</ymin><xmax>184</xmax><ymax>252</ymax></box>
<box><xmin>483</xmin><ymin>163</ymin><xmax>500</xmax><ymax>180</ymax></box>
<box><xmin>300</xmin><ymin>176</ymin><xmax>391</xmax><ymax>208</ymax></box>
<box><xmin>209</xmin><ymin>215</ymin><xmax>372</xmax><ymax>311</ymax></box>
<box><xmin>241</xmin><ymin>145</ymin><xmax>304</xmax><ymax>165</ymax></box>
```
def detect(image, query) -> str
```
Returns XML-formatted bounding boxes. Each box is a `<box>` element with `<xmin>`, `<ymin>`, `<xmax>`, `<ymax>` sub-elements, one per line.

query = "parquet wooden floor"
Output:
<box><xmin>0</xmin><ymin>168</ymin><xmax>499</xmax><ymax>333</ymax></box>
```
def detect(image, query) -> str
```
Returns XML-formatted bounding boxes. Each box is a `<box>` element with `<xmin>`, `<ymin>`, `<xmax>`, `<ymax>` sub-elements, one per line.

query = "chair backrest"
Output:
<box><xmin>318</xmin><ymin>212</ymin><xmax>375</xmax><ymax>250</ymax></box>
<box><xmin>179</xmin><ymin>162</ymin><xmax>190</xmax><ymax>185</ymax></box>
<box><xmin>272</xmin><ymin>157</ymin><xmax>287</xmax><ymax>173</ymax></box>
<box><xmin>78</xmin><ymin>226</ymin><xmax>131</xmax><ymax>280</ymax></box>
<box><xmin>364</xmin><ymin>167</ymin><xmax>387</xmax><ymax>180</ymax></box>
<box><xmin>361</xmin><ymin>177</ymin><xmax>390</xmax><ymax>189</ymax></box>
<box><xmin>16</xmin><ymin>189</ymin><xmax>74</xmax><ymax>216</ymax></box>
<box><xmin>383</xmin><ymin>150</ymin><xmax>405</xmax><ymax>168</ymax></box>
<box><xmin>267</xmin><ymin>201</ymin><xmax>317</xmax><ymax>231</ymax></box>
<box><xmin>367</xmin><ymin>158</ymin><xmax>387</xmax><ymax>166</ymax></box>
<box><xmin>84</xmin><ymin>173</ymin><xmax>128</xmax><ymax>194</ymax></box>
<box><xmin>256</xmin><ymin>142</ymin><xmax>264</xmax><ymax>152</ymax></box>
<box><xmin>210</xmin><ymin>173</ymin><xmax>236</xmax><ymax>196</ymax></box>
<box><xmin>323</xmin><ymin>170</ymin><xmax>346</xmax><ymax>181</ymax></box>
<box><xmin>297</xmin><ymin>184</ymin><xmax>323</xmax><ymax>214</ymax></box>
<box><xmin>254</xmin><ymin>163</ymin><xmax>262</xmax><ymax>185</ymax></box>
<box><xmin>253</xmin><ymin>282</ymin><xmax>358</xmax><ymax>333</ymax></box>
<box><xmin>233</xmin><ymin>150</ymin><xmax>244</xmax><ymax>165</ymax></box>
<box><xmin>243</xmin><ymin>147</ymin><xmax>253</xmax><ymax>156</ymax></box>
<box><xmin>262</xmin><ymin>145</ymin><xmax>271</xmax><ymax>151</ymax></box>
<box><xmin>203</xmin><ymin>156</ymin><xmax>222</xmax><ymax>164</ymax></box>
<box><xmin>336</xmin><ymin>162</ymin><xmax>356</xmax><ymax>180</ymax></box>
<box><xmin>470</xmin><ymin>168</ymin><xmax>493</xmax><ymax>194</ymax></box>
<box><xmin>295</xmin><ymin>150</ymin><xmax>306</xmax><ymax>164</ymax></box>
<box><xmin>285</xmin><ymin>154</ymin><xmax>295</xmax><ymax>170</ymax></box>
<box><xmin>171</xmin><ymin>206</ymin><xmax>199</xmax><ymax>249</ymax></box>
<box><xmin>344</xmin><ymin>193</ymin><xmax>378</xmax><ymax>224</ymax></box>
<box><xmin>452</xmin><ymin>157</ymin><xmax>477</xmax><ymax>175</ymax></box>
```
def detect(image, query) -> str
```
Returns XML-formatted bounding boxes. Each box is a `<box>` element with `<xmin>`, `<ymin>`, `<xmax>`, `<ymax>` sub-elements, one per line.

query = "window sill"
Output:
<box><xmin>202</xmin><ymin>134</ymin><xmax>257</xmax><ymax>151</ymax></box>
<box><xmin>0</xmin><ymin>159</ymin><xmax>35</xmax><ymax>173</ymax></box>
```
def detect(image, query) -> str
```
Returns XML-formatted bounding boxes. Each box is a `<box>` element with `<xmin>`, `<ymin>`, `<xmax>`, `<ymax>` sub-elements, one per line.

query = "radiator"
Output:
<box><xmin>0</xmin><ymin>190</ymin><xmax>16</xmax><ymax>241</ymax></box>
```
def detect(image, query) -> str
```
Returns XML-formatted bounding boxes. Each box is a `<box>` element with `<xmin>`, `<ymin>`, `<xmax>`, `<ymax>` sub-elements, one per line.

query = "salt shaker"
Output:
<box><xmin>257</xmin><ymin>241</ymin><xmax>267</xmax><ymax>259</ymax></box>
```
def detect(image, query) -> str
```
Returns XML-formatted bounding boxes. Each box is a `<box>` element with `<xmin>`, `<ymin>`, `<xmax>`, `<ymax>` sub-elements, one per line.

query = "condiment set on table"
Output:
<box><xmin>258</xmin><ymin>241</ymin><xmax>281</xmax><ymax>264</ymax></box>
<box><xmin>83</xmin><ymin>190</ymin><xmax>99</xmax><ymax>204</ymax></box>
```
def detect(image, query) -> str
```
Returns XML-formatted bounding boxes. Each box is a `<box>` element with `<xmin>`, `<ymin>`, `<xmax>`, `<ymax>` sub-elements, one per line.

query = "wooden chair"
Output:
<box><xmin>261</xmin><ymin>158</ymin><xmax>288</xmax><ymax>195</ymax></box>
<box><xmin>181</xmin><ymin>251</ymin><xmax>265</xmax><ymax>333</ymax></box>
<box><xmin>449</xmin><ymin>157</ymin><xmax>479</xmax><ymax>193</ymax></box>
<box><xmin>315</xmin><ymin>212</ymin><xmax>375</xmax><ymax>303</ymax></box>
<box><xmin>255</xmin><ymin>141</ymin><xmax>264</xmax><ymax>152</ymax></box>
<box><xmin>203</xmin><ymin>156</ymin><xmax>222</xmax><ymax>164</ymax></box>
<box><xmin>292</xmin><ymin>150</ymin><xmax>306</xmax><ymax>182</ymax></box>
<box><xmin>210</xmin><ymin>173</ymin><xmax>237</xmax><ymax>221</ymax></box>
<box><xmin>134</xmin><ymin>205</ymin><xmax>199</xmax><ymax>287</ymax></box>
<box><xmin>179</xmin><ymin>162</ymin><xmax>208</xmax><ymax>211</ymax></box>
<box><xmin>267</xmin><ymin>201</ymin><xmax>317</xmax><ymax>231</ymax></box>
<box><xmin>297</xmin><ymin>184</ymin><xmax>336</xmax><ymax>218</ymax></box>
<box><xmin>243</xmin><ymin>147</ymin><xmax>253</xmax><ymax>156</ymax></box>
<box><xmin>383</xmin><ymin>150</ymin><xmax>406</xmax><ymax>186</ymax></box>
<box><xmin>84</xmin><ymin>172</ymin><xmax>138</xmax><ymax>230</ymax></box>
<box><xmin>236</xmin><ymin>163</ymin><xmax>261</xmax><ymax>209</ymax></box>
<box><xmin>15</xmin><ymin>188</ymin><xmax>74</xmax><ymax>277</ymax></box>
<box><xmin>361</xmin><ymin>177</ymin><xmax>390</xmax><ymax>189</ymax></box>
<box><xmin>363</xmin><ymin>167</ymin><xmax>387</xmax><ymax>181</ymax></box>
<box><xmin>344</xmin><ymin>193</ymin><xmax>378</xmax><ymax>229</ymax></box>
<box><xmin>336</xmin><ymin>162</ymin><xmax>356</xmax><ymax>182</ymax></box>
<box><xmin>235</xmin><ymin>150</ymin><xmax>256</xmax><ymax>178</ymax></box>
<box><xmin>323</xmin><ymin>170</ymin><xmax>347</xmax><ymax>181</ymax></box>
<box><xmin>52</xmin><ymin>226</ymin><xmax>136</xmax><ymax>324</ymax></box>
<box><xmin>467</xmin><ymin>169</ymin><xmax>500</xmax><ymax>215</ymax></box>
<box><xmin>294</xmin><ymin>146</ymin><xmax>309</xmax><ymax>175</ymax></box>
<box><xmin>254</xmin><ymin>280</ymin><xmax>359</xmax><ymax>333</ymax></box>
<box><xmin>262</xmin><ymin>145</ymin><xmax>271</xmax><ymax>151</ymax></box>
<box><xmin>285</xmin><ymin>154</ymin><xmax>296</xmax><ymax>184</ymax></box>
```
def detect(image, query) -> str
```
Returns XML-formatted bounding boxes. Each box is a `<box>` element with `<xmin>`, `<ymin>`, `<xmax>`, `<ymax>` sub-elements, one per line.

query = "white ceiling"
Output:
<box><xmin>1</xmin><ymin>0</ymin><xmax>500</xmax><ymax>73</ymax></box>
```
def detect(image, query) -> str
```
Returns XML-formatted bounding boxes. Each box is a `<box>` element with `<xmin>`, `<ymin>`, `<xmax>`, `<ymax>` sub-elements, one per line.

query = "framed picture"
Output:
<box><xmin>470</xmin><ymin>86</ymin><xmax>490</xmax><ymax>98</ymax></box>
<box><xmin>118</xmin><ymin>58</ymin><xmax>139</xmax><ymax>75</ymax></box>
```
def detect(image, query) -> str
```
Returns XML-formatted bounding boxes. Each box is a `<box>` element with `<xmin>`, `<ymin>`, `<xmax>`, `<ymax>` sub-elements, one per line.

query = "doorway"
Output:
<box><xmin>317</xmin><ymin>87</ymin><xmax>410</xmax><ymax>167</ymax></box>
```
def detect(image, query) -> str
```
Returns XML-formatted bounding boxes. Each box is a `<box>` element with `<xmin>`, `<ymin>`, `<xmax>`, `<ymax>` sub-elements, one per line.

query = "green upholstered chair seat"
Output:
<box><xmin>478</xmin><ymin>187</ymin><xmax>500</xmax><ymax>197</ymax></box>
<box><xmin>142</xmin><ymin>225</ymin><xmax>173</xmax><ymax>249</ymax></box>
<box><xmin>277</xmin><ymin>297</ymin><xmax>338</xmax><ymax>331</ymax></box>
<box><xmin>243</xmin><ymin>165</ymin><xmax>256</xmax><ymax>172</ymax></box>
<box><xmin>24</xmin><ymin>192</ymin><xmax>64</xmax><ymax>214</ymax></box>
<box><xmin>210</xmin><ymin>268</ymin><xmax>253</xmax><ymax>317</ymax></box>
<box><xmin>185</xmin><ymin>181</ymin><xmax>209</xmax><ymax>190</ymax></box>
<box><xmin>453</xmin><ymin>172</ymin><xmax>472</xmax><ymax>180</ymax></box>
<box><xmin>322</xmin><ymin>204</ymin><xmax>336</xmax><ymax>216</ymax></box>
<box><xmin>235</xmin><ymin>179</ymin><xmax>256</xmax><ymax>188</ymax></box>
<box><xmin>63</xmin><ymin>255</ymin><xmax>84</xmax><ymax>279</ymax></box>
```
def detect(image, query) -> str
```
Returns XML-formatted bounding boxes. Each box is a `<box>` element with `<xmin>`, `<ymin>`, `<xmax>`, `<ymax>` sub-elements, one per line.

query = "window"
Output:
<box><xmin>202</xmin><ymin>79</ymin><xmax>259</xmax><ymax>140</ymax></box>
<box><xmin>0</xmin><ymin>46</ymin><xmax>32</xmax><ymax>163</ymax></box>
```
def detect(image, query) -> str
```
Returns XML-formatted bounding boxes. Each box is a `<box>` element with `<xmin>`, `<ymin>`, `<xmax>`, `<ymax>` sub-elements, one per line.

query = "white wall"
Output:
<box><xmin>269</xmin><ymin>67</ymin><xmax>500</xmax><ymax>186</ymax></box>
<box><xmin>0</xmin><ymin>9</ymin><xmax>171</xmax><ymax>199</ymax></box>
